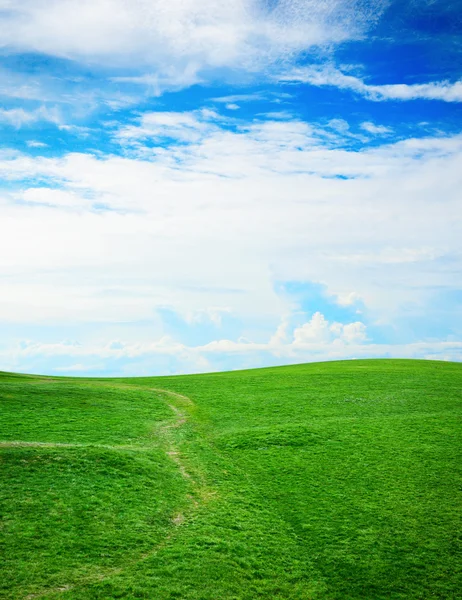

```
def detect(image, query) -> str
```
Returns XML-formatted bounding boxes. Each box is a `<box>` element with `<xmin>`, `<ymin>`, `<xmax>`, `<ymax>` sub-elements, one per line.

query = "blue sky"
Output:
<box><xmin>0</xmin><ymin>0</ymin><xmax>461</xmax><ymax>376</ymax></box>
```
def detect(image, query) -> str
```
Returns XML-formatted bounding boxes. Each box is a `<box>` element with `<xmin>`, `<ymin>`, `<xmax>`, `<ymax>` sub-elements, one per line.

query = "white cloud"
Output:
<box><xmin>116</xmin><ymin>109</ymin><xmax>220</xmax><ymax>144</ymax></box>
<box><xmin>14</xmin><ymin>311</ymin><xmax>367</xmax><ymax>358</ymax></box>
<box><xmin>334</xmin><ymin>291</ymin><xmax>363</xmax><ymax>307</ymax></box>
<box><xmin>211</xmin><ymin>93</ymin><xmax>268</xmax><ymax>103</ymax></box>
<box><xmin>18</xmin><ymin>187</ymin><xmax>94</xmax><ymax>210</ymax></box>
<box><xmin>259</xmin><ymin>110</ymin><xmax>294</xmax><ymax>120</ymax></box>
<box><xmin>0</xmin><ymin>68</ymin><xmax>57</xmax><ymax>102</ymax></box>
<box><xmin>53</xmin><ymin>363</ymin><xmax>102</xmax><ymax>372</ymax></box>
<box><xmin>112</xmin><ymin>64</ymin><xmax>202</xmax><ymax>96</ymax></box>
<box><xmin>0</xmin><ymin>106</ymin><xmax>61</xmax><ymax>128</ymax></box>
<box><xmin>327</xmin><ymin>118</ymin><xmax>350</xmax><ymax>132</ymax></box>
<box><xmin>26</xmin><ymin>140</ymin><xmax>48</xmax><ymax>148</ymax></box>
<box><xmin>281</xmin><ymin>66</ymin><xmax>462</xmax><ymax>102</ymax></box>
<box><xmin>292</xmin><ymin>312</ymin><xmax>367</xmax><ymax>345</ymax></box>
<box><xmin>225</xmin><ymin>103</ymin><xmax>240</xmax><ymax>111</ymax></box>
<box><xmin>335</xmin><ymin>321</ymin><xmax>367</xmax><ymax>343</ymax></box>
<box><xmin>293</xmin><ymin>312</ymin><xmax>332</xmax><ymax>344</ymax></box>
<box><xmin>0</xmin><ymin>1</ymin><xmax>388</xmax><ymax>90</ymax></box>
<box><xmin>183</xmin><ymin>307</ymin><xmax>232</xmax><ymax>326</ymax></box>
<box><xmin>361</xmin><ymin>121</ymin><xmax>392</xmax><ymax>134</ymax></box>
<box><xmin>4</xmin><ymin>312</ymin><xmax>461</xmax><ymax>376</ymax></box>
<box><xmin>0</xmin><ymin>118</ymin><xmax>460</xmax><ymax>358</ymax></box>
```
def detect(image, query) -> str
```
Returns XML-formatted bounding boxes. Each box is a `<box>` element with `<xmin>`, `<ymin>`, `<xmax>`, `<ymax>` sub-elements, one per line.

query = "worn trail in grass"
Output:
<box><xmin>1</xmin><ymin>359</ymin><xmax>461</xmax><ymax>599</ymax></box>
<box><xmin>0</xmin><ymin>381</ymin><xmax>209</xmax><ymax>600</ymax></box>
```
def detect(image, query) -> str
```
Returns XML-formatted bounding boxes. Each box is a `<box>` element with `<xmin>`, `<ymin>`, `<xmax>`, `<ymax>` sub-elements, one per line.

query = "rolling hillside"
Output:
<box><xmin>1</xmin><ymin>359</ymin><xmax>461</xmax><ymax>599</ymax></box>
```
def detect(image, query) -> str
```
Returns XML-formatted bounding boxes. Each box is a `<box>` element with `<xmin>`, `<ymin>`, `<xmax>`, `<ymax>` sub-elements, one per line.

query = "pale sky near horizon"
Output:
<box><xmin>0</xmin><ymin>0</ymin><xmax>461</xmax><ymax>376</ymax></box>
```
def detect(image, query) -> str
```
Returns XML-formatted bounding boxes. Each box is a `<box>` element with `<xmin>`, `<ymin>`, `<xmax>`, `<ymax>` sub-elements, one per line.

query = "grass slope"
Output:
<box><xmin>1</xmin><ymin>359</ymin><xmax>461</xmax><ymax>599</ymax></box>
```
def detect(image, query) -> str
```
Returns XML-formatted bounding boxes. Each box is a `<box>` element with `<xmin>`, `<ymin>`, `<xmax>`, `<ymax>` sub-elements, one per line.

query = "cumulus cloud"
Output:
<box><xmin>293</xmin><ymin>312</ymin><xmax>367</xmax><ymax>345</ymax></box>
<box><xmin>4</xmin><ymin>312</ymin><xmax>461</xmax><ymax>376</ymax></box>
<box><xmin>293</xmin><ymin>312</ymin><xmax>332</xmax><ymax>344</ymax></box>
<box><xmin>281</xmin><ymin>66</ymin><xmax>462</xmax><ymax>102</ymax></box>
<box><xmin>4</xmin><ymin>311</ymin><xmax>368</xmax><ymax>359</ymax></box>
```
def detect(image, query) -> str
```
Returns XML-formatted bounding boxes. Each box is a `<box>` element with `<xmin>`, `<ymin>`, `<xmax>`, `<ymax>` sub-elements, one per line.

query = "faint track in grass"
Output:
<box><xmin>20</xmin><ymin>384</ymin><xmax>215</xmax><ymax>600</ymax></box>
<box><xmin>0</xmin><ymin>441</ymin><xmax>155</xmax><ymax>451</ymax></box>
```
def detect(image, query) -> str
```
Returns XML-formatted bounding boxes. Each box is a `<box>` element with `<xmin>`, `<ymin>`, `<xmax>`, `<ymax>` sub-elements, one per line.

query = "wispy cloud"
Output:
<box><xmin>116</xmin><ymin>109</ymin><xmax>221</xmax><ymax>144</ymax></box>
<box><xmin>112</xmin><ymin>65</ymin><xmax>203</xmax><ymax>97</ymax></box>
<box><xmin>280</xmin><ymin>66</ymin><xmax>462</xmax><ymax>102</ymax></box>
<box><xmin>360</xmin><ymin>121</ymin><xmax>392</xmax><ymax>135</ymax></box>
<box><xmin>211</xmin><ymin>93</ymin><xmax>268</xmax><ymax>103</ymax></box>
<box><xmin>0</xmin><ymin>106</ymin><xmax>62</xmax><ymax>128</ymax></box>
<box><xmin>0</xmin><ymin>1</ymin><xmax>388</xmax><ymax>91</ymax></box>
<box><xmin>26</xmin><ymin>140</ymin><xmax>48</xmax><ymax>148</ymax></box>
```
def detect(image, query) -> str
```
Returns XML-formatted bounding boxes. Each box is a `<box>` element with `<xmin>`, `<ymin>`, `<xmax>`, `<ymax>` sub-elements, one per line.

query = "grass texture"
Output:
<box><xmin>0</xmin><ymin>359</ymin><xmax>460</xmax><ymax>599</ymax></box>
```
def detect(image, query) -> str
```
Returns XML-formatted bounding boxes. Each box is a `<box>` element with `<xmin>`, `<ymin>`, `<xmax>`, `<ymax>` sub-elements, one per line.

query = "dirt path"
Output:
<box><xmin>18</xmin><ymin>384</ymin><xmax>211</xmax><ymax>600</ymax></box>
<box><xmin>150</xmin><ymin>387</ymin><xmax>195</xmax><ymax>481</ymax></box>
<box><xmin>1</xmin><ymin>386</ymin><xmax>192</xmax><ymax>451</ymax></box>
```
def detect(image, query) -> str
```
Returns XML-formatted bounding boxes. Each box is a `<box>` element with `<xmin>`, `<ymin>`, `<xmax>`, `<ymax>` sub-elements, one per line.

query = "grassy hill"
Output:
<box><xmin>1</xmin><ymin>359</ymin><xmax>460</xmax><ymax>599</ymax></box>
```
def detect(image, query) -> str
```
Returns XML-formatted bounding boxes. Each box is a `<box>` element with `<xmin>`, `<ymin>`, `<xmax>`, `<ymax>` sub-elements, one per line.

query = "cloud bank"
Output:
<box><xmin>0</xmin><ymin>114</ymin><xmax>460</xmax><ymax>344</ymax></box>
<box><xmin>4</xmin><ymin>311</ymin><xmax>461</xmax><ymax>377</ymax></box>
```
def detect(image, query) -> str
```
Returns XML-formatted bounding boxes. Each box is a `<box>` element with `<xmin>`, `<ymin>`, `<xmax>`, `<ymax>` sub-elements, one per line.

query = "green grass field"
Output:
<box><xmin>1</xmin><ymin>359</ymin><xmax>461</xmax><ymax>599</ymax></box>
